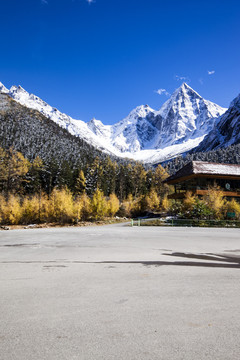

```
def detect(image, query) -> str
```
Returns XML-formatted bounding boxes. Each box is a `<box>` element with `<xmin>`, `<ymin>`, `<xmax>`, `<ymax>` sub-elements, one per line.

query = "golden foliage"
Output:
<box><xmin>91</xmin><ymin>188</ymin><xmax>108</xmax><ymax>219</ymax></box>
<box><xmin>145</xmin><ymin>189</ymin><xmax>160</xmax><ymax>211</ymax></box>
<box><xmin>49</xmin><ymin>187</ymin><xmax>74</xmax><ymax>223</ymax></box>
<box><xmin>107</xmin><ymin>193</ymin><xmax>120</xmax><ymax>217</ymax></box>
<box><xmin>183</xmin><ymin>191</ymin><xmax>196</xmax><ymax>211</ymax></box>
<box><xmin>73</xmin><ymin>196</ymin><xmax>83</xmax><ymax>221</ymax></box>
<box><xmin>122</xmin><ymin>194</ymin><xmax>134</xmax><ymax>217</ymax></box>
<box><xmin>79</xmin><ymin>193</ymin><xmax>91</xmax><ymax>220</ymax></box>
<box><xmin>21</xmin><ymin>195</ymin><xmax>40</xmax><ymax>223</ymax></box>
<box><xmin>203</xmin><ymin>185</ymin><xmax>225</xmax><ymax>219</ymax></box>
<box><xmin>0</xmin><ymin>194</ymin><xmax>22</xmax><ymax>224</ymax></box>
<box><xmin>224</xmin><ymin>199</ymin><xmax>240</xmax><ymax>219</ymax></box>
<box><xmin>161</xmin><ymin>195</ymin><xmax>170</xmax><ymax>211</ymax></box>
<box><xmin>75</xmin><ymin>170</ymin><xmax>86</xmax><ymax>194</ymax></box>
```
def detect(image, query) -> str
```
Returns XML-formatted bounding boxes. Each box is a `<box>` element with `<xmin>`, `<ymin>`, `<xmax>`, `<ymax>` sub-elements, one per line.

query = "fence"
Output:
<box><xmin>131</xmin><ymin>218</ymin><xmax>240</xmax><ymax>228</ymax></box>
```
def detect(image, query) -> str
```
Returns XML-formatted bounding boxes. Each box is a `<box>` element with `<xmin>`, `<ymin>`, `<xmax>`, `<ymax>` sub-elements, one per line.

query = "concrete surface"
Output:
<box><xmin>0</xmin><ymin>224</ymin><xmax>240</xmax><ymax>359</ymax></box>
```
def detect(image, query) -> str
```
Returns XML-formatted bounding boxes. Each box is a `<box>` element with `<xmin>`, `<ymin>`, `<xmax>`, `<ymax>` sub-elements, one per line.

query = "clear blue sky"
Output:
<box><xmin>0</xmin><ymin>0</ymin><xmax>240</xmax><ymax>124</ymax></box>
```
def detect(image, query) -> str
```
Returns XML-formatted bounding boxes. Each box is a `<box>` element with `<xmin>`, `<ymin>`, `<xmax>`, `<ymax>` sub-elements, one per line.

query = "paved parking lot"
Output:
<box><xmin>0</xmin><ymin>224</ymin><xmax>240</xmax><ymax>359</ymax></box>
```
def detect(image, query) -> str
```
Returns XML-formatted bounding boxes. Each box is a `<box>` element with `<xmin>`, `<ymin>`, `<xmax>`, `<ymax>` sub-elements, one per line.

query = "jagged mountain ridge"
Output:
<box><xmin>195</xmin><ymin>93</ymin><xmax>240</xmax><ymax>152</ymax></box>
<box><xmin>0</xmin><ymin>81</ymin><xmax>227</xmax><ymax>164</ymax></box>
<box><xmin>0</xmin><ymin>93</ymin><xmax>112</xmax><ymax>169</ymax></box>
<box><xmin>83</xmin><ymin>83</ymin><xmax>226</xmax><ymax>158</ymax></box>
<box><xmin>0</xmin><ymin>82</ymin><xmax>112</xmax><ymax>154</ymax></box>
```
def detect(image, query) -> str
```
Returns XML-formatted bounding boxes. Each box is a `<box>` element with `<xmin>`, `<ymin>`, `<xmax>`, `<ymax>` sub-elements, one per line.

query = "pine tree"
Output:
<box><xmin>2</xmin><ymin>147</ymin><xmax>30</xmax><ymax>198</ymax></box>
<box><xmin>132</xmin><ymin>163</ymin><xmax>147</xmax><ymax>197</ymax></box>
<box><xmin>152</xmin><ymin>165</ymin><xmax>169</xmax><ymax>197</ymax></box>
<box><xmin>74</xmin><ymin>170</ymin><xmax>86</xmax><ymax>195</ymax></box>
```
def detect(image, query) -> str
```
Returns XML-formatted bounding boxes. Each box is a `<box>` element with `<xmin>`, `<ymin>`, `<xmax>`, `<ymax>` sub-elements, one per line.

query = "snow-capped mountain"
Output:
<box><xmin>196</xmin><ymin>93</ymin><xmax>240</xmax><ymax>152</ymax></box>
<box><xmin>0</xmin><ymin>92</ymin><xmax>106</xmax><ymax>169</ymax></box>
<box><xmin>149</xmin><ymin>83</ymin><xmax>225</xmax><ymax>147</ymax></box>
<box><xmin>0</xmin><ymin>81</ymin><xmax>227</xmax><ymax>163</ymax></box>
<box><xmin>85</xmin><ymin>83</ymin><xmax>226</xmax><ymax>162</ymax></box>
<box><xmin>0</xmin><ymin>82</ymin><xmax>114</xmax><ymax>153</ymax></box>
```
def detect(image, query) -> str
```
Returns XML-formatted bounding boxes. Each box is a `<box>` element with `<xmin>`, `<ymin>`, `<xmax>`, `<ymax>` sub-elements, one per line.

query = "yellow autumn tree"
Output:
<box><xmin>152</xmin><ymin>165</ymin><xmax>169</xmax><ymax>197</ymax></box>
<box><xmin>3</xmin><ymin>148</ymin><xmax>30</xmax><ymax>197</ymax></box>
<box><xmin>122</xmin><ymin>194</ymin><xmax>134</xmax><ymax>217</ymax></box>
<box><xmin>21</xmin><ymin>195</ymin><xmax>40</xmax><ymax>224</ymax></box>
<box><xmin>91</xmin><ymin>188</ymin><xmax>108</xmax><ymax>219</ymax></box>
<box><xmin>20</xmin><ymin>193</ymin><xmax>49</xmax><ymax>224</ymax></box>
<box><xmin>74</xmin><ymin>170</ymin><xmax>86</xmax><ymax>195</ymax></box>
<box><xmin>49</xmin><ymin>187</ymin><xmax>74</xmax><ymax>223</ymax></box>
<box><xmin>204</xmin><ymin>185</ymin><xmax>225</xmax><ymax>219</ymax></box>
<box><xmin>107</xmin><ymin>193</ymin><xmax>120</xmax><ymax>217</ymax></box>
<box><xmin>145</xmin><ymin>189</ymin><xmax>160</xmax><ymax>211</ymax></box>
<box><xmin>0</xmin><ymin>194</ymin><xmax>6</xmax><ymax>224</ymax></box>
<box><xmin>183</xmin><ymin>191</ymin><xmax>196</xmax><ymax>211</ymax></box>
<box><xmin>78</xmin><ymin>193</ymin><xmax>91</xmax><ymax>220</ymax></box>
<box><xmin>161</xmin><ymin>195</ymin><xmax>170</xmax><ymax>212</ymax></box>
<box><xmin>73</xmin><ymin>196</ymin><xmax>84</xmax><ymax>222</ymax></box>
<box><xmin>1</xmin><ymin>194</ymin><xmax>22</xmax><ymax>224</ymax></box>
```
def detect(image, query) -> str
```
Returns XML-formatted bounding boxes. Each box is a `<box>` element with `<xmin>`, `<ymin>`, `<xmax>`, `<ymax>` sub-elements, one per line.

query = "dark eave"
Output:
<box><xmin>164</xmin><ymin>161</ymin><xmax>240</xmax><ymax>185</ymax></box>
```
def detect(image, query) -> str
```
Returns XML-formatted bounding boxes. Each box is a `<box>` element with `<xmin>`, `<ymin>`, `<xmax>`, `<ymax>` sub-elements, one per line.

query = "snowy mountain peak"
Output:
<box><xmin>126</xmin><ymin>104</ymin><xmax>154</xmax><ymax>121</ymax></box>
<box><xmin>171</xmin><ymin>82</ymin><xmax>202</xmax><ymax>101</ymax></box>
<box><xmin>10</xmin><ymin>85</ymin><xmax>28</xmax><ymax>94</ymax></box>
<box><xmin>0</xmin><ymin>82</ymin><xmax>9</xmax><ymax>94</ymax></box>
<box><xmin>88</xmin><ymin>117</ymin><xmax>105</xmax><ymax>128</ymax></box>
<box><xmin>0</xmin><ymin>80</ymin><xmax>229</xmax><ymax>164</ymax></box>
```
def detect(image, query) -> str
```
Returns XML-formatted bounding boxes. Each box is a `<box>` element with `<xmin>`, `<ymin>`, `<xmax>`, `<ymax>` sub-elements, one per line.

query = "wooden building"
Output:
<box><xmin>165</xmin><ymin>161</ymin><xmax>240</xmax><ymax>200</ymax></box>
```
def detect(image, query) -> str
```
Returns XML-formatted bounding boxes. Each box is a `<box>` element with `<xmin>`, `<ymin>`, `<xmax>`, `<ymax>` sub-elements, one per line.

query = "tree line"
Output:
<box><xmin>0</xmin><ymin>147</ymin><xmax>170</xmax><ymax>224</ymax></box>
<box><xmin>1</xmin><ymin>146</ymin><xmax>240</xmax><ymax>225</ymax></box>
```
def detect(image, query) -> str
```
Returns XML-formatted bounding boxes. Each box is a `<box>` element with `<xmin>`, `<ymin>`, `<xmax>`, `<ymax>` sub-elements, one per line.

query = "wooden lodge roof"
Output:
<box><xmin>165</xmin><ymin>161</ymin><xmax>240</xmax><ymax>184</ymax></box>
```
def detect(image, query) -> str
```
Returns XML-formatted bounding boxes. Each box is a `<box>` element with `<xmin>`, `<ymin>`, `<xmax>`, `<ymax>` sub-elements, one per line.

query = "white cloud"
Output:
<box><xmin>86</xmin><ymin>0</ymin><xmax>95</xmax><ymax>3</ymax></box>
<box><xmin>175</xmin><ymin>75</ymin><xmax>190</xmax><ymax>82</ymax></box>
<box><xmin>154</xmin><ymin>89</ymin><xmax>170</xmax><ymax>96</ymax></box>
<box><xmin>41</xmin><ymin>0</ymin><xmax>48</xmax><ymax>4</ymax></box>
<box><xmin>208</xmin><ymin>70</ymin><xmax>215</xmax><ymax>75</ymax></box>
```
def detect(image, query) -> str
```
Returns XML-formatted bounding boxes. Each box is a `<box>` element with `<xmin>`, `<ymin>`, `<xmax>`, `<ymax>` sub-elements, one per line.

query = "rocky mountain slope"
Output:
<box><xmin>0</xmin><ymin>93</ymin><xmax>109</xmax><ymax>168</ymax></box>
<box><xmin>195</xmin><ymin>93</ymin><xmax>240</xmax><ymax>152</ymax></box>
<box><xmin>0</xmin><ymin>81</ymin><xmax>227</xmax><ymax>164</ymax></box>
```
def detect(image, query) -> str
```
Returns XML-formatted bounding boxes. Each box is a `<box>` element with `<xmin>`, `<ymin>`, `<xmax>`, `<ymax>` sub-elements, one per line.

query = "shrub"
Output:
<box><xmin>49</xmin><ymin>187</ymin><xmax>74</xmax><ymax>223</ymax></box>
<box><xmin>1</xmin><ymin>194</ymin><xmax>22</xmax><ymax>224</ymax></box>
<box><xmin>203</xmin><ymin>185</ymin><xmax>225</xmax><ymax>219</ymax></box>
<box><xmin>224</xmin><ymin>199</ymin><xmax>240</xmax><ymax>219</ymax></box>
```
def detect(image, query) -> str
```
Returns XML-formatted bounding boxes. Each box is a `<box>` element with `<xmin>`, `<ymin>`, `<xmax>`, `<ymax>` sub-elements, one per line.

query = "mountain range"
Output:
<box><xmin>0</xmin><ymin>81</ymin><xmax>239</xmax><ymax>165</ymax></box>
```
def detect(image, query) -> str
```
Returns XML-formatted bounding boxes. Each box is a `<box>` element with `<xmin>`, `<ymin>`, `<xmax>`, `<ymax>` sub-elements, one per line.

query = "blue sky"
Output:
<box><xmin>0</xmin><ymin>0</ymin><xmax>240</xmax><ymax>124</ymax></box>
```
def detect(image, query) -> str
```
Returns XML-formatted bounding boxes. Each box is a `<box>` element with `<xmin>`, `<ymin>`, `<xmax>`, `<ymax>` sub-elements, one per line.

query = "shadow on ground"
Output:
<box><xmin>2</xmin><ymin>253</ymin><xmax>240</xmax><ymax>269</ymax></box>
<box><xmin>94</xmin><ymin>252</ymin><xmax>240</xmax><ymax>269</ymax></box>
<box><xmin>85</xmin><ymin>252</ymin><xmax>240</xmax><ymax>268</ymax></box>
